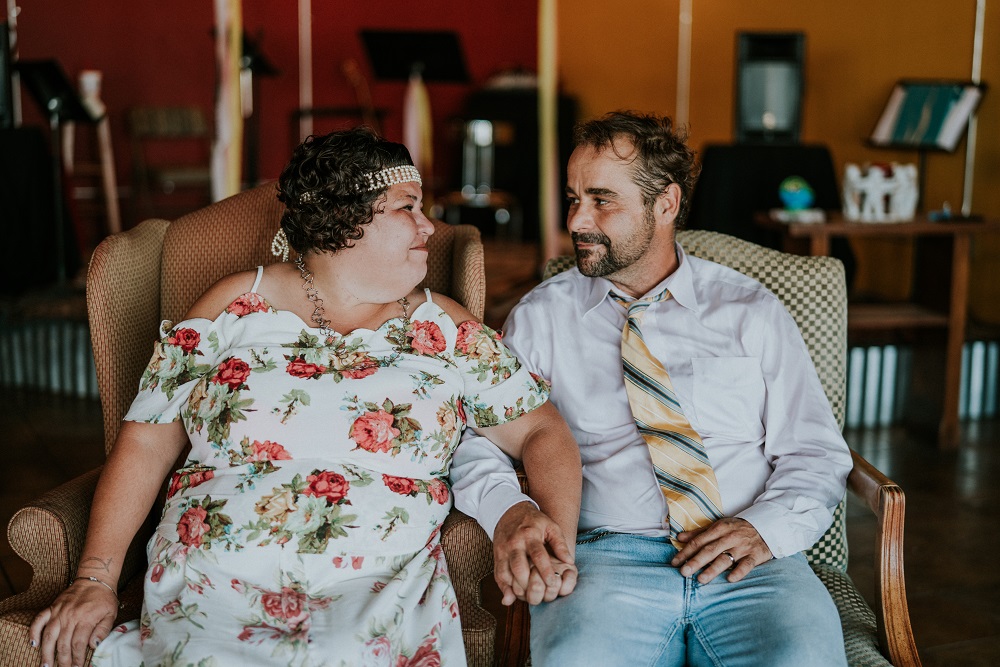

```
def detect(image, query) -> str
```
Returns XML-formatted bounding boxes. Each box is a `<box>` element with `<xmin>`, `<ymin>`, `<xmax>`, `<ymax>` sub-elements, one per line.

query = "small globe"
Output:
<box><xmin>779</xmin><ymin>176</ymin><xmax>815</xmax><ymax>211</ymax></box>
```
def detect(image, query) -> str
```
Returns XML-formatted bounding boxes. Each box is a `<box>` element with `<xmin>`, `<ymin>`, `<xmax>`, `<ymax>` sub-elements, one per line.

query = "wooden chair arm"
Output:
<box><xmin>847</xmin><ymin>450</ymin><xmax>922</xmax><ymax>667</ymax></box>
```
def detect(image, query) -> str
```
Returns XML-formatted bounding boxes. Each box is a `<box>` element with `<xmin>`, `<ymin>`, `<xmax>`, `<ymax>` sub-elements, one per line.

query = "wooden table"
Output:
<box><xmin>756</xmin><ymin>212</ymin><xmax>1000</xmax><ymax>448</ymax></box>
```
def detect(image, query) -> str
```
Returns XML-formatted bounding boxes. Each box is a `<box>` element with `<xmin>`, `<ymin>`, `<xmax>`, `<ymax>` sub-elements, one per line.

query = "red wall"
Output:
<box><xmin>15</xmin><ymin>0</ymin><xmax>538</xmax><ymax>219</ymax></box>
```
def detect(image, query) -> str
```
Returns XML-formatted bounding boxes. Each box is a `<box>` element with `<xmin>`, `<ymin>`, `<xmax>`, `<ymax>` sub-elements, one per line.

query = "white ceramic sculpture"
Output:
<box><xmin>842</xmin><ymin>162</ymin><xmax>918</xmax><ymax>223</ymax></box>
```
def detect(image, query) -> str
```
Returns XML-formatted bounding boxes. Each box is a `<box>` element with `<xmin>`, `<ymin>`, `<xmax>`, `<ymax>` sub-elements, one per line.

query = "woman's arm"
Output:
<box><xmin>30</xmin><ymin>419</ymin><xmax>189</xmax><ymax>667</ymax></box>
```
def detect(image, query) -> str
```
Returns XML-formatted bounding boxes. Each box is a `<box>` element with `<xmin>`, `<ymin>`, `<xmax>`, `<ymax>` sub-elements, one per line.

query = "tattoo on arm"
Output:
<box><xmin>79</xmin><ymin>557</ymin><xmax>113</xmax><ymax>573</ymax></box>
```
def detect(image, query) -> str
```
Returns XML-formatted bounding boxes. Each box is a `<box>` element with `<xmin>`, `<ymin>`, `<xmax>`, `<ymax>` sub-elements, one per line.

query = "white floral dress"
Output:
<box><xmin>93</xmin><ymin>273</ymin><xmax>549</xmax><ymax>667</ymax></box>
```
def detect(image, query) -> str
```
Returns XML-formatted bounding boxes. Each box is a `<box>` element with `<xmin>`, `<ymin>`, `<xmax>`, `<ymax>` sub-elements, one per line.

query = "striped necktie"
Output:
<box><xmin>612</xmin><ymin>289</ymin><xmax>724</xmax><ymax>545</ymax></box>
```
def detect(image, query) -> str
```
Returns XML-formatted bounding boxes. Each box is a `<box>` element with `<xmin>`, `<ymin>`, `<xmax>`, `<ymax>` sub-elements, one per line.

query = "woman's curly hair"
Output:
<box><xmin>276</xmin><ymin>127</ymin><xmax>415</xmax><ymax>253</ymax></box>
<box><xmin>573</xmin><ymin>111</ymin><xmax>700</xmax><ymax>227</ymax></box>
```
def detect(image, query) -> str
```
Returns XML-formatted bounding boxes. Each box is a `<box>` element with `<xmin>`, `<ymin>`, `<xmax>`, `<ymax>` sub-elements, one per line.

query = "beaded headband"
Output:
<box><xmin>357</xmin><ymin>165</ymin><xmax>422</xmax><ymax>192</ymax></box>
<box><xmin>298</xmin><ymin>165</ymin><xmax>422</xmax><ymax>205</ymax></box>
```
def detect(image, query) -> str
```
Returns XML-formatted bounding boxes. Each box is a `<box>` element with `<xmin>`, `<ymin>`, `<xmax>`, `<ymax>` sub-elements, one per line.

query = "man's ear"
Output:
<box><xmin>654</xmin><ymin>183</ymin><xmax>682</xmax><ymax>226</ymax></box>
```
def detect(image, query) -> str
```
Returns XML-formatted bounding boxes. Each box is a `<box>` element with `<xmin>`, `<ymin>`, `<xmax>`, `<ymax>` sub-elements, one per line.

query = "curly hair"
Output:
<box><xmin>276</xmin><ymin>127</ymin><xmax>416</xmax><ymax>253</ymax></box>
<box><xmin>573</xmin><ymin>111</ymin><xmax>700</xmax><ymax>227</ymax></box>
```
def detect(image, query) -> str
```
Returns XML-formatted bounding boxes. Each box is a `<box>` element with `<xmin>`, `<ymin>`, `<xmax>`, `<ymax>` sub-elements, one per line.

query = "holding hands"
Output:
<box><xmin>492</xmin><ymin>501</ymin><xmax>578</xmax><ymax>606</ymax></box>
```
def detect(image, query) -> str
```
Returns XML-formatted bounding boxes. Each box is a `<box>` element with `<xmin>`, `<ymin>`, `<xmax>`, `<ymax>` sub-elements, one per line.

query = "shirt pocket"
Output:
<box><xmin>690</xmin><ymin>357</ymin><xmax>765</xmax><ymax>441</ymax></box>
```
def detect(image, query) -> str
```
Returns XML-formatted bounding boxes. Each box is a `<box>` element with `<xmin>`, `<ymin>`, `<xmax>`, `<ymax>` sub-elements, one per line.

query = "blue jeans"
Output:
<box><xmin>529</xmin><ymin>531</ymin><xmax>847</xmax><ymax>667</ymax></box>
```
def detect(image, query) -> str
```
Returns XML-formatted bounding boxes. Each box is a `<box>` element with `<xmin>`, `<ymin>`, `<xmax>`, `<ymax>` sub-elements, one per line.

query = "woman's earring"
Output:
<box><xmin>271</xmin><ymin>229</ymin><xmax>290</xmax><ymax>262</ymax></box>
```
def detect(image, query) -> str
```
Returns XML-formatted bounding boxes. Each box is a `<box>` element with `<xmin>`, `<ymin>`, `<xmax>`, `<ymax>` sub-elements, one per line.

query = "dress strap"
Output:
<box><xmin>251</xmin><ymin>266</ymin><xmax>264</xmax><ymax>293</ymax></box>
<box><xmin>423</xmin><ymin>287</ymin><xmax>433</xmax><ymax>303</ymax></box>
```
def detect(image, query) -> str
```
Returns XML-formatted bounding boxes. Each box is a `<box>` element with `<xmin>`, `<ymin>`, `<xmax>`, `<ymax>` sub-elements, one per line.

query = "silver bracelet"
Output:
<box><xmin>73</xmin><ymin>576</ymin><xmax>123</xmax><ymax>608</ymax></box>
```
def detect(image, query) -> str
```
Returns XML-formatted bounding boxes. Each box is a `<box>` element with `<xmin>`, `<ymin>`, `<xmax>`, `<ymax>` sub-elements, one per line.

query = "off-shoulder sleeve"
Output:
<box><xmin>452</xmin><ymin>320</ymin><xmax>550</xmax><ymax>429</ymax></box>
<box><xmin>124</xmin><ymin>318</ymin><xmax>221</xmax><ymax>424</ymax></box>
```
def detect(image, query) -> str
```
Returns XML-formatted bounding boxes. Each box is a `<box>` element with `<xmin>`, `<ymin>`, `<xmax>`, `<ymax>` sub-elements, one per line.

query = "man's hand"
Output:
<box><xmin>493</xmin><ymin>501</ymin><xmax>577</xmax><ymax>605</ymax></box>
<box><xmin>670</xmin><ymin>517</ymin><xmax>773</xmax><ymax>584</ymax></box>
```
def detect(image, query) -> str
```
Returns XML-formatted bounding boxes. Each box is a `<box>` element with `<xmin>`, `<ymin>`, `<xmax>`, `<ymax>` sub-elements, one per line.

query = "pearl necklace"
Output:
<box><xmin>294</xmin><ymin>255</ymin><xmax>410</xmax><ymax>341</ymax></box>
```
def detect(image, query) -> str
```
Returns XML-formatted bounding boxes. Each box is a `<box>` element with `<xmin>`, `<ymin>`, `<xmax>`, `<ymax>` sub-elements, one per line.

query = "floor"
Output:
<box><xmin>2</xmin><ymin>237</ymin><xmax>999</xmax><ymax>665</ymax></box>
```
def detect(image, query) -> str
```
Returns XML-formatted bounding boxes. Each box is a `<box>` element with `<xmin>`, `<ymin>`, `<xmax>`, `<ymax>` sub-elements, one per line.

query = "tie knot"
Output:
<box><xmin>610</xmin><ymin>287</ymin><xmax>672</xmax><ymax>320</ymax></box>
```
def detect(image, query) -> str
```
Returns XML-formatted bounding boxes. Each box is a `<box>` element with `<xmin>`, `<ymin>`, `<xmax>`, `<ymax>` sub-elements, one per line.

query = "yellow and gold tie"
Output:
<box><xmin>613</xmin><ymin>289</ymin><xmax>723</xmax><ymax>545</ymax></box>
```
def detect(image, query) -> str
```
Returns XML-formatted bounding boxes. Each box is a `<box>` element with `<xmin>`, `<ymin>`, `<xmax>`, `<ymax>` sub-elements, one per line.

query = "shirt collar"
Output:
<box><xmin>581</xmin><ymin>242</ymin><xmax>701</xmax><ymax>316</ymax></box>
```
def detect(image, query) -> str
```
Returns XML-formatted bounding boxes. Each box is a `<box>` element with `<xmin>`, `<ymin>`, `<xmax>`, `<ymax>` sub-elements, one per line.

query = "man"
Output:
<box><xmin>451</xmin><ymin>111</ymin><xmax>852</xmax><ymax>666</ymax></box>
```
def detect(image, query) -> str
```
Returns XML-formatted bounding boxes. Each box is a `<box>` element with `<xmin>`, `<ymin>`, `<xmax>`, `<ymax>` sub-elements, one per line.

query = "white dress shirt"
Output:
<box><xmin>451</xmin><ymin>244</ymin><xmax>852</xmax><ymax>558</ymax></box>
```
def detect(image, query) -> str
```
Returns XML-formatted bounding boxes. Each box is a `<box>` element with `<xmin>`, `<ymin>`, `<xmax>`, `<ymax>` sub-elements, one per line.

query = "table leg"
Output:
<box><xmin>810</xmin><ymin>235</ymin><xmax>830</xmax><ymax>257</ymax></box>
<box><xmin>939</xmin><ymin>233</ymin><xmax>971</xmax><ymax>449</ymax></box>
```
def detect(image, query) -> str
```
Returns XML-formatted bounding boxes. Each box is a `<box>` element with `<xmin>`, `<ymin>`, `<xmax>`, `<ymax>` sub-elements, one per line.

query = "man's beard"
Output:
<box><xmin>571</xmin><ymin>210</ymin><xmax>656</xmax><ymax>278</ymax></box>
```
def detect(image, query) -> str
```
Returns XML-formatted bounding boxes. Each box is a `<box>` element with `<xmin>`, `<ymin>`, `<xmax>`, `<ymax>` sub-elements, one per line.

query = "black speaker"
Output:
<box><xmin>0</xmin><ymin>24</ymin><xmax>14</xmax><ymax>130</ymax></box>
<box><xmin>735</xmin><ymin>32</ymin><xmax>804</xmax><ymax>144</ymax></box>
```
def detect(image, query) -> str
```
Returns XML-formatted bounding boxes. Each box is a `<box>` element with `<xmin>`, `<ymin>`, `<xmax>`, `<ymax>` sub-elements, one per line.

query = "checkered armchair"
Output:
<box><xmin>540</xmin><ymin>230</ymin><xmax>921</xmax><ymax>667</ymax></box>
<box><xmin>0</xmin><ymin>183</ymin><xmax>488</xmax><ymax>666</ymax></box>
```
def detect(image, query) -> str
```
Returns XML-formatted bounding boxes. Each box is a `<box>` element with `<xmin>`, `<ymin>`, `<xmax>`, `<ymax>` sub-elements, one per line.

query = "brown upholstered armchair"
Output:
<box><xmin>0</xmin><ymin>183</ymin><xmax>488</xmax><ymax>666</ymax></box>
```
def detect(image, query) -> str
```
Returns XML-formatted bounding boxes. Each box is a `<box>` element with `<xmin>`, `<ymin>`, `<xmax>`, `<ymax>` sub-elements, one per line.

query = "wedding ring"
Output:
<box><xmin>722</xmin><ymin>551</ymin><xmax>736</xmax><ymax>567</ymax></box>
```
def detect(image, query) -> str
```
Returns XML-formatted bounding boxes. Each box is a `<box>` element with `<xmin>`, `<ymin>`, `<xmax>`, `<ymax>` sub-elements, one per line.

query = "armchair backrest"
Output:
<box><xmin>543</xmin><ymin>229</ymin><xmax>850</xmax><ymax>569</ymax></box>
<box><xmin>87</xmin><ymin>183</ymin><xmax>485</xmax><ymax>455</ymax></box>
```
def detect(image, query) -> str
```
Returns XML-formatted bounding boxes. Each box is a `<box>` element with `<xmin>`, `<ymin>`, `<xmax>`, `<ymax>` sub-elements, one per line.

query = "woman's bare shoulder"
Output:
<box><xmin>183</xmin><ymin>269</ymin><xmax>261</xmax><ymax>320</ymax></box>
<box><xmin>425</xmin><ymin>291</ymin><xmax>479</xmax><ymax>326</ymax></box>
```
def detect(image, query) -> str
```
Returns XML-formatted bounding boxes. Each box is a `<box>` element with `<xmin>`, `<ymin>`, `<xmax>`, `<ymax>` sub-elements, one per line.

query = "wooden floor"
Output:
<box><xmin>2</xmin><ymin>238</ymin><xmax>999</xmax><ymax>665</ymax></box>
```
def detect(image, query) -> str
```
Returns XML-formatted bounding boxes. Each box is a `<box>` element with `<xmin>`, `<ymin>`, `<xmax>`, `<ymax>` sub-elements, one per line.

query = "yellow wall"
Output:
<box><xmin>559</xmin><ymin>1</ymin><xmax>1000</xmax><ymax>321</ymax></box>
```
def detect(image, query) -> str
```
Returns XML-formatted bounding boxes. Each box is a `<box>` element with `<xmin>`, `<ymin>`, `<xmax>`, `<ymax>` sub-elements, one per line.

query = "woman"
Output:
<box><xmin>31</xmin><ymin>128</ymin><xmax>581</xmax><ymax>666</ymax></box>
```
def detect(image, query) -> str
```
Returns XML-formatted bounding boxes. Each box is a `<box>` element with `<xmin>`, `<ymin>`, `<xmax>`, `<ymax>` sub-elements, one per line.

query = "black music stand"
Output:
<box><xmin>14</xmin><ymin>59</ymin><xmax>94</xmax><ymax>287</ymax></box>
<box><xmin>241</xmin><ymin>32</ymin><xmax>279</xmax><ymax>187</ymax></box>
<box><xmin>359</xmin><ymin>30</ymin><xmax>469</xmax><ymax>84</ymax></box>
<box><xmin>868</xmin><ymin>79</ymin><xmax>986</xmax><ymax>210</ymax></box>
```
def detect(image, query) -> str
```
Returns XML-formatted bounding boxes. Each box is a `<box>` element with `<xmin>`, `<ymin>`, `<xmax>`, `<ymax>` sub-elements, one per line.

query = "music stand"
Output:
<box><xmin>868</xmin><ymin>79</ymin><xmax>986</xmax><ymax>209</ymax></box>
<box><xmin>14</xmin><ymin>59</ymin><xmax>94</xmax><ymax>286</ymax></box>
<box><xmin>359</xmin><ymin>30</ymin><xmax>469</xmax><ymax>83</ymax></box>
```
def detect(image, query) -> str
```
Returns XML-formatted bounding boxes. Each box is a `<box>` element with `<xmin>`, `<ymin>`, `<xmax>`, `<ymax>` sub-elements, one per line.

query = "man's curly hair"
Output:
<box><xmin>573</xmin><ymin>111</ymin><xmax>700</xmax><ymax>227</ymax></box>
<box><xmin>276</xmin><ymin>127</ymin><xmax>416</xmax><ymax>253</ymax></box>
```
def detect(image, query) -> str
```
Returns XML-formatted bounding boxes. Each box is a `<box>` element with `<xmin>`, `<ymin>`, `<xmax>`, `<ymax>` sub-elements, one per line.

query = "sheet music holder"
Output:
<box><xmin>869</xmin><ymin>80</ymin><xmax>985</xmax><ymax>153</ymax></box>
<box><xmin>360</xmin><ymin>30</ymin><xmax>469</xmax><ymax>83</ymax></box>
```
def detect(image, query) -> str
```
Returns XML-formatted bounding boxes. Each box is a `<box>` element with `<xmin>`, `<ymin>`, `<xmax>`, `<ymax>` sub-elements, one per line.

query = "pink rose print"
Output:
<box><xmin>167</xmin><ymin>327</ymin><xmax>200</xmax><ymax>353</ymax></box>
<box><xmin>176</xmin><ymin>506</ymin><xmax>210</xmax><ymax>547</ymax></box>
<box><xmin>303</xmin><ymin>470</ymin><xmax>350</xmax><ymax>504</ymax></box>
<box><xmin>226</xmin><ymin>293</ymin><xmax>271</xmax><ymax>317</ymax></box>
<box><xmin>139</xmin><ymin>622</ymin><xmax>152</xmax><ymax>641</ymax></box>
<box><xmin>167</xmin><ymin>468</ymin><xmax>215</xmax><ymax>498</ymax></box>
<box><xmin>340</xmin><ymin>359</ymin><xmax>379</xmax><ymax>379</ymax></box>
<box><xmin>246</xmin><ymin>440</ymin><xmax>292</xmax><ymax>462</ymax></box>
<box><xmin>363</xmin><ymin>636</ymin><xmax>393</xmax><ymax>665</ymax></box>
<box><xmin>456</xmin><ymin>398</ymin><xmax>466</xmax><ymax>425</ymax></box>
<box><xmin>350</xmin><ymin>410</ymin><xmax>400</xmax><ymax>453</ymax></box>
<box><xmin>428</xmin><ymin>479</ymin><xmax>450</xmax><ymax>505</ymax></box>
<box><xmin>286</xmin><ymin>357</ymin><xmax>328</xmax><ymax>379</ymax></box>
<box><xmin>157</xmin><ymin>600</ymin><xmax>181</xmax><ymax>616</ymax></box>
<box><xmin>150</xmin><ymin>563</ymin><xmax>164</xmax><ymax>583</ymax></box>
<box><xmin>383</xmin><ymin>474</ymin><xmax>417</xmax><ymax>496</ymax></box>
<box><xmin>212</xmin><ymin>357</ymin><xmax>251</xmax><ymax>389</ymax></box>
<box><xmin>408</xmin><ymin>320</ymin><xmax>447</xmax><ymax>355</ymax></box>
<box><xmin>231</xmin><ymin>578</ymin><xmax>245</xmax><ymax>593</ymax></box>
<box><xmin>399</xmin><ymin>635</ymin><xmax>443</xmax><ymax>667</ymax></box>
<box><xmin>455</xmin><ymin>321</ymin><xmax>485</xmax><ymax>354</ymax></box>
<box><xmin>352</xmin><ymin>556</ymin><xmax>364</xmax><ymax>569</ymax></box>
<box><xmin>260</xmin><ymin>587</ymin><xmax>310</xmax><ymax>630</ymax></box>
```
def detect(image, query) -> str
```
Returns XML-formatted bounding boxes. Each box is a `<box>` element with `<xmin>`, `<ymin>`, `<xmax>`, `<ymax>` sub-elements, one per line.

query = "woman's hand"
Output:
<box><xmin>30</xmin><ymin>579</ymin><xmax>119</xmax><ymax>667</ymax></box>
